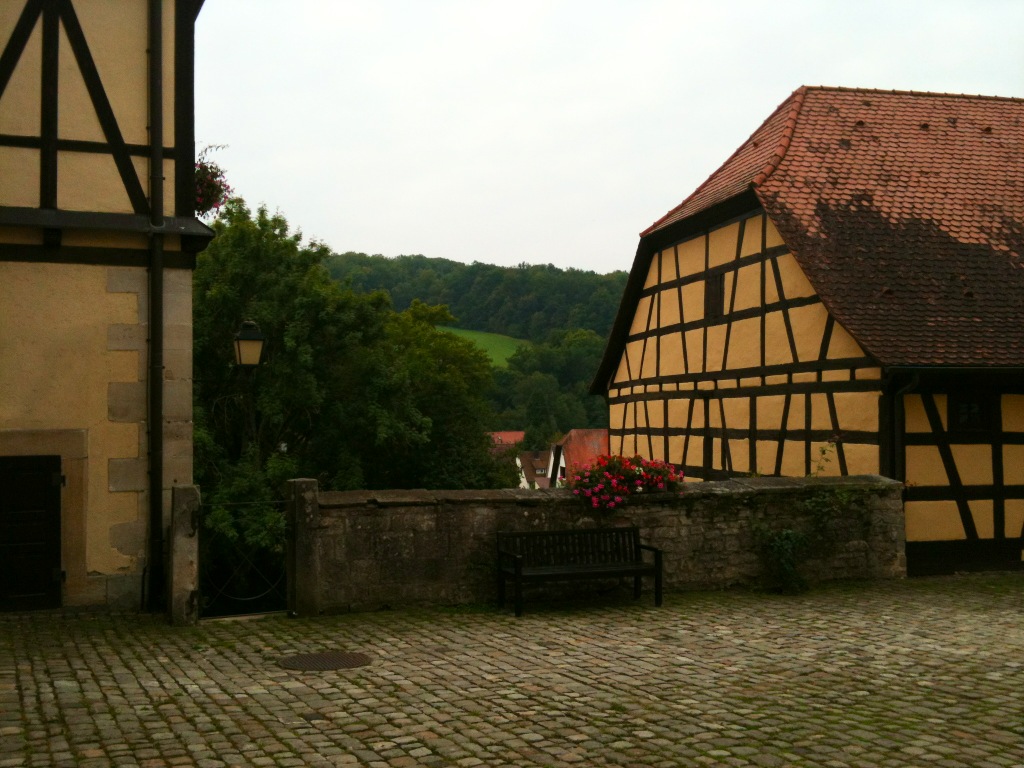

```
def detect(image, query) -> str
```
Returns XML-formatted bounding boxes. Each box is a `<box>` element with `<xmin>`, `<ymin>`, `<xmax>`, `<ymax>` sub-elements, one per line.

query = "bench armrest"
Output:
<box><xmin>497</xmin><ymin>549</ymin><xmax>523</xmax><ymax>570</ymax></box>
<box><xmin>639</xmin><ymin>543</ymin><xmax>663</xmax><ymax>567</ymax></box>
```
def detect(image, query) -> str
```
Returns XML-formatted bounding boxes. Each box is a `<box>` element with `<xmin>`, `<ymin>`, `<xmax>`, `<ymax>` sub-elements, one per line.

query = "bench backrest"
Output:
<box><xmin>497</xmin><ymin>527</ymin><xmax>642</xmax><ymax>567</ymax></box>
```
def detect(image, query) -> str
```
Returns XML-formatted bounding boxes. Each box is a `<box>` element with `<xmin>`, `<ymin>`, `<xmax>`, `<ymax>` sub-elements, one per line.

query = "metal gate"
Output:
<box><xmin>198</xmin><ymin>500</ymin><xmax>287</xmax><ymax>618</ymax></box>
<box><xmin>0</xmin><ymin>456</ymin><xmax>62</xmax><ymax>611</ymax></box>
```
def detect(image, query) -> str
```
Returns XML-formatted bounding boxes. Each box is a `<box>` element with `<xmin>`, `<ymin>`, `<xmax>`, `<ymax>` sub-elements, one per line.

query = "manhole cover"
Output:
<box><xmin>278</xmin><ymin>651</ymin><xmax>371</xmax><ymax>671</ymax></box>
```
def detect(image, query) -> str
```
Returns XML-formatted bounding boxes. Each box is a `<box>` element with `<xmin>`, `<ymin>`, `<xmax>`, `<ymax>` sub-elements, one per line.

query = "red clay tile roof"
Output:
<box><xmin>643</xmin><ymin>86</ymin><xmax>1024</xmax><ymax>367</ymax></box>
<box><xmin>488</xmin><ymin>431</ymin><xmax>525</xmax><ymax>448</ymax></box>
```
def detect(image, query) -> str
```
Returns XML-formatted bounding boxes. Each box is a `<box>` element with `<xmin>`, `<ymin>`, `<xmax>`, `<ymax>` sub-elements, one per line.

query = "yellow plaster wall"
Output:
<box><xmin>903</xmin><ymin>395</ymin><xmax>934</xmax><ymax>433</ymax></box>
<box><xmin>790</xmin><ymin>304</ymin><xmax>829</xmax><ymax>364</ymax></box>
<box><xmin>708</xmin><ymin>222</ymin><xmax>739</xmax><ymax>268</ymax></box>
<box><xmin>732</xmin><ymin>262</ymin><xmax>761</xmax><ymax>312</ymax></box>
<box><xmin>763</xmin><ymin>313</ymin><xmax>793</xmax><ymax>366</ymax></box>
<box><xmin>775</xmin><ymin>253</ymin><xmax>816</xmax><ymax>300</ymax></box>
<box><xmin>729</xmin><ymin>440</ymin><xmax>750</xmax><ymax>473</ymax></box>
<box><xmin>658</xmin><ymin>333</ymin><xmax>685</xmax><ymax>377</ymax></box>
<box><xmin>58</xmin><ymin>153</ymin><xmax>133</xmax><ymax>212</ymax></box>
<box><xmin>645</xmin><ymin>401</ymin><xmax>665</xmax><ymax>429</ymax></box>
<box><xmin>778</xmin><ymin>441</ymin><xmax>805</xmax><ymax>476</ymax></box>
<box><xmin>1002</xmin><ymin>395</ymin><xmax>1024</xmax><ymax>431</ymax></box>
<box><xmin>667</xmin><ymin>398</ymin><xmax>689</xmax><ymax>430</ymax></box>
<box><xmin>827</xmin><ymin>322</ymin><xmax>866</xmax><ymax>360</ymax></box>
<box><xmin>685</xmin><ymin>435</ymin><xmax>703</xmax><ymax>467</ymax></box>
<box><xmin>677</xmin><ymin>235</ymin><xmax>704</xmax><ymax>278</ymax></box>
<box><xmin>704</xmin><ymin>326</ymin><xmax>726</xmax><ymax>371</ymax></box>
<box><xmin>1</xmin><ymin>0</ymin><xmax>179</xmax><ymax>215</ymax></box>
<box><xmin>755</xmin><ymin>442</ymin><xmax>778</xmax><ymax>475</ymax></box>
<box><xmin>969</xmin><ymin>500</ymin><xmax>995</xmax><ymax>539</ymax></box>
<box><xmin>1004</xmin><ymin>500</ymin><xmax>1024</xmax><ymax>539</ymax></box>
<box><xmin>668</xmin><ymin>435</ymin><xmax>685</xmax><ymax>464</ymax></box>
<box><xmin>906</xmin><ymin>501</ymin><xmax>965</xmax><ymax>541</ymax></box>
<box><xmin>1003</xmin><ymin>445</ymin><xmax>1024</xmax><ymax>484</ymax></box>
<box><xmin>949</xmin><ymin>444</ymin><xmax>994</xmax><ymax>486</ymax></box>
<box><xmin>833</xmin><ymin>391</ymin><xmax>880</xmax><ymax>433</ymax></box>
<box><xmin>73</xmin><ymin>0</ymin><xmax>167</xmax><ymax>147</ymax></box>
<box><xmin>905</xmin><ymin>445</ymin><xmax>947</xmax><ymax>486</ymax></box>
<box><xmin>639</xmin><ymin>339</ymin><xmax>657</xmax><ymax>379</ymax></box>
<box><xmin>661</xmin><ymin>248</ymin><xmax>679</xmax><ymax>281</ymax></box>
<box><xmin>658</xmin><ymin>288</ymin><xmax>681</xmax><ymax>326</ymax></box>
<box><xmin>610</xmin><ymin>211</ymin><xmax>884</xmax><ymax>486</ymax></box>
<box><xmin>0</xmin><ymin>19</ymin><xmax>41</xmax><ymax>136</ymax></box>
<box><xmin>840</xmin><ymin>443</ymin><xmax>879</xmax><ymax>474</ymax></box>
<box><xmin>643</xmin><ymin>253</ymin><xmax>661</xmax><ymax>289</ymax></box>
<box><xmin>0</xmin><ymin>148</ymin><xmax>42</xmax><ymax>208</ymax></box>
<box><xmin>0</xmin><ymin>261</ymin><xmax>143</xmax><ymax>574</ymax></box>
<box><xmin>630</xmin><ymin>296</ymin><xmax>652</xmax><ymax>335</ymax></box>
<box><xmin>740</xmin><ymin>215</ymin><xmax>762</xmax><ymax>256</ymax></box>
<box><xmin>58</xmin><ymin>25</ymin><xmax>105</xmax><ymax>143</ymax></box>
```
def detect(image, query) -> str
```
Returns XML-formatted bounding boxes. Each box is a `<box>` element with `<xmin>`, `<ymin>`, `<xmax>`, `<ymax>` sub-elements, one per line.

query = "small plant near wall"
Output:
<box><xmin>195</xmin><ymin>144</ymin><xmax>232</xmax><ymax>218</ymax></box>
<box><xmin>566</xmin><ymin>454</ymin><xmax>683</xmax><ymax>511</ymax></box>
<box><xmin>752</xmin><ymin>523</ymin><xmax>810</xmax><ymax>594</ymax></box>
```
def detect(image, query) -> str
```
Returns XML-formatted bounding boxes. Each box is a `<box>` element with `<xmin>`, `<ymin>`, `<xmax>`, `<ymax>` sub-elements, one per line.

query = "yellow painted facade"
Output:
<box><xmin>609</xmin><ymin>211</ymin><xmax>881</xmax><ymax>481</ymax></box>
<box><xmin>0</xmin><ymin>0</ymin><xmax>201</xmax><ymax>609</ymax></box>
<box><xmin>607</xmin><ymin>208</ymin><xmax>1024</xmax><ymax>566</ymax></box>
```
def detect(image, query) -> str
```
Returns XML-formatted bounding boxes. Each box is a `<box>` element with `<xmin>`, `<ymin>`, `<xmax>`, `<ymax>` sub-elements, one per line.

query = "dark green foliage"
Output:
<box><xmin>194</xmin><ymin>201</ymin><xmax>517</xmax><ymax>548</ymax></box>
<box><xmin>489</xmin><ymin>328</ymin><xmax>610</xmax><ymax>448</ymax></box>
<box><xmin>753</xmin><ymin>525</ymin><xmax>810</xmax><ymax>594</ymax></box>
<box><xmin>326</xmin><ymin>252</ymin><xmax>627</xmax><ymax>343</ymax></box>
<box><xmin>326</xmin><ymin>252</ymin><xmax>619</xmax><ymax>450</ymax></box>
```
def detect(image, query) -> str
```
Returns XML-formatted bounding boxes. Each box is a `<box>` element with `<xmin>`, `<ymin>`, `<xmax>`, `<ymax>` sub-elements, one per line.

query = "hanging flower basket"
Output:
<box><xmin>195</xmin><ymin>145</ymin><xmax>232</xmax><ymax>217</ymax></box>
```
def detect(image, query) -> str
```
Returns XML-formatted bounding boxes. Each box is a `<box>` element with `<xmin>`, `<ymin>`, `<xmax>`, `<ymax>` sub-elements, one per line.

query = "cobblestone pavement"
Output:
<box><xmin>2</xmin><ymin>573</ymin><xmax>1023</xmax><ymax>768</ymax></box>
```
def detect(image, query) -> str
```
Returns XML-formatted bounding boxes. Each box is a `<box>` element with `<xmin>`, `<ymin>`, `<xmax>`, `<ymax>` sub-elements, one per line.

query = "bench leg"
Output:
<box><xmin>514</xmin><ymin>578</ymin><xmax>523</xmax><ymax>617</ymax></box>
<box><xmin>654</xmin><ymin>570</ymin><xmax>663</xmax><ymax>607</ymax></box>
<box><xmin>633</xmin><ymin>575</ymin><xmax>642</xmax><ymax>599</ymax></box>
<box><xmin>497</xmin><ymin>572</ymin><xmax>505</xmax><ymax>608</ymax></box>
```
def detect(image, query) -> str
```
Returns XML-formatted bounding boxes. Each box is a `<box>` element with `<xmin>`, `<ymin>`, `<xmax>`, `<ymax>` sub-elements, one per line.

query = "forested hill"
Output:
<box><xmin>326</xmin><ymin>252</ymin><xmax>628</xmax><ymax>342</ymax></box>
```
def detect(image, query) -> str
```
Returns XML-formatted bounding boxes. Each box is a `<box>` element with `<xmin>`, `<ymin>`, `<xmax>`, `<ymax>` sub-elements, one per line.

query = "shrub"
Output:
<box><xmin>567</xmin><ymin>454</ymin><xmax>683</xmax><ymax>511</ymax></box>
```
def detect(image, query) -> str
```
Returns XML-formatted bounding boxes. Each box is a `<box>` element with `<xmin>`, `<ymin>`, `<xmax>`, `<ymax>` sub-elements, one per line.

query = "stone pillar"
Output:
<box><xmin>168</xmin><ymin>485</ymin><xmax>201</xmax><ymax>626</ymax></box>
<box><xmin>287</xmin><ymin>479</ymin><xmax>320</xmax><ymax>616</ymax></box>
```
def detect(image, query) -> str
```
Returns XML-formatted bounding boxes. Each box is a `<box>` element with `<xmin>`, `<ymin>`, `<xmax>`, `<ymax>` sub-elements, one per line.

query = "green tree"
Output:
<box><xmin>489</xmin><ymin>328</ymin><xmax>609</xmax><ymax>449</ymax></box>
<box><xmin>194</xmin><ymin>200</ymin><xmax>516</xmax><ymax>548</ymax></box>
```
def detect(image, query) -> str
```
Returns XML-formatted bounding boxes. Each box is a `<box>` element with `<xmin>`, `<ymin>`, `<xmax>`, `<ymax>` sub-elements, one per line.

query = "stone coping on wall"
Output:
<box><xmin>315</xmin><ymin>474</ymin><xmax>901</xmax><ymax>509</ymax></box>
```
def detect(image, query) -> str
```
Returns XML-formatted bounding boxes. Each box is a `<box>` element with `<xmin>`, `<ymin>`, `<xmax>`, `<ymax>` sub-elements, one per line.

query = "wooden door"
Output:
<box><xmin>0</xmin><ymin>456</ymin><xmax>62</xmax><ymax>610</ymax></box>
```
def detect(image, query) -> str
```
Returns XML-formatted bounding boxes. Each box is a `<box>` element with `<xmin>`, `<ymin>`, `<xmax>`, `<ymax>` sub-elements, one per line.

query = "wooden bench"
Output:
<box><xmin>496</xmin><ymin>527</ymin><xmax>663</xmax><ymax>616</ymax></box>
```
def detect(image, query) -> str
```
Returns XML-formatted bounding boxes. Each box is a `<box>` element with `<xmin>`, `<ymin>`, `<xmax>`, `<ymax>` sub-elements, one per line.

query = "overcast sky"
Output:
<box><xmin>194</xmin><ymin>1</ymin><xmax>1024</xmax><ymax>274</ymax></box>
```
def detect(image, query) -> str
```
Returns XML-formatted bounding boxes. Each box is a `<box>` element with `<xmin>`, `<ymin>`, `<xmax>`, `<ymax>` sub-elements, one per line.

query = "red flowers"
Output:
<box><xmin>566</xmin><ymin>454</ymin><xmax>683</xmax><ymax>511</ymax></box>
<box><xmin>195</xmin><ymin>145</ymin><xmax>232</xmax><ymax>217</ymax></box>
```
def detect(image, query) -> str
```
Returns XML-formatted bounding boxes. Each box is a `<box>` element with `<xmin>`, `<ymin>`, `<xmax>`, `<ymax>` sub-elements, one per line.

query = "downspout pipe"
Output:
<box><xmin>145</xmin><ymin>0</ymin><xmax>165</xmax><ymax>612</ymax></box>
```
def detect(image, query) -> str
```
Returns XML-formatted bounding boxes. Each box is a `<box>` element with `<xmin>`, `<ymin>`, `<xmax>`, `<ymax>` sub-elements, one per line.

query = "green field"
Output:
<box><xmin>442</xmin><ymin>327</ymin><xmax>528</xmax><ymax>367</ymax></box>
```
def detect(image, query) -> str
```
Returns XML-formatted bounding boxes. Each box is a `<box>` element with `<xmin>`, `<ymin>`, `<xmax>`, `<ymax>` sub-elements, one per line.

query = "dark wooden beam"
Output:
<box><xmin>58</xmin><ymin>0</ymin><xmax>149</xmax><ymax>214</ymax></box>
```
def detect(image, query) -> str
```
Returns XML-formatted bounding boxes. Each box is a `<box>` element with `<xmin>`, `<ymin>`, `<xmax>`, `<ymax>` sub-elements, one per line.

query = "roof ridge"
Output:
<box><xmin>752</xmin><ymin>87</ymin><xmax>807</xmax><ymax>188</ymax></box>
<box><xmin>639</xmin><ymin>86</ymin><xmax>808</xmax><ymax>237</ymax></box>
<box><xmin>801</xmin><ymin>84</ymin><xmax>1024</xmax><ymax>103</ymax></box>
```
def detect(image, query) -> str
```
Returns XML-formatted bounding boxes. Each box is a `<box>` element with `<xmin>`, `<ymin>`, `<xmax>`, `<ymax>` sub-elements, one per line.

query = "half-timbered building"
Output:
<box><xmin>593</xmin><ymin>87</ymin><xmax>1024</xmax><ymax>575</ymax></box>
<box><xmin>0</xmin><ymin>0</ymin><xmax>210</xmax><ymax>609</ymax></box>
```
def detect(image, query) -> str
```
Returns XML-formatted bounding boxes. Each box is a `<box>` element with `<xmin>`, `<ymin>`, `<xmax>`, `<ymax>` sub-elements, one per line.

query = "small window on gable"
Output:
<box><xmin>704</xmin><ymin>272</ymin><xmax>725</xmax><ymax>320</ymax></box>
<box><xmin>535</xmin><ymin>468</ymin><xmax>545</xmax><ymax>475</ymax></box>
<box><xmin>948</xmin><ymin>392</ymin><xmax>996</xmax><ymax>434</ymax></box>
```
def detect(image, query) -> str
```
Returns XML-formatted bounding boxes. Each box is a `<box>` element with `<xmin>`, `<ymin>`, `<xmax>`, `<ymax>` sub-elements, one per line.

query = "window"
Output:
<box><xmin>948</xmin><ymin>392</ymin><xmax>996</xmax><ymax>434</ymax></box>
<box><xmin>704</xmin><ymin>272</ymin><xmax>725</xmax><ymax>320</ymax></box>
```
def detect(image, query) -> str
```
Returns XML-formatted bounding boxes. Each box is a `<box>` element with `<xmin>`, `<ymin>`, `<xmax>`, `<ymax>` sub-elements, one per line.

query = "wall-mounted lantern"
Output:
<box><xmin>233</xmin><ymin>320</ymin><xmax>265</xmax><ymax>368</ymax></box>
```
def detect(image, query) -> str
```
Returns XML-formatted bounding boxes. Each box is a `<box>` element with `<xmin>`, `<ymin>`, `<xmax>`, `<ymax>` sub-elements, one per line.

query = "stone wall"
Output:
<box><xmin>286</xmin><ymin>475</ymin><xmax>905</xmax><ymax>615</ymax></box>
